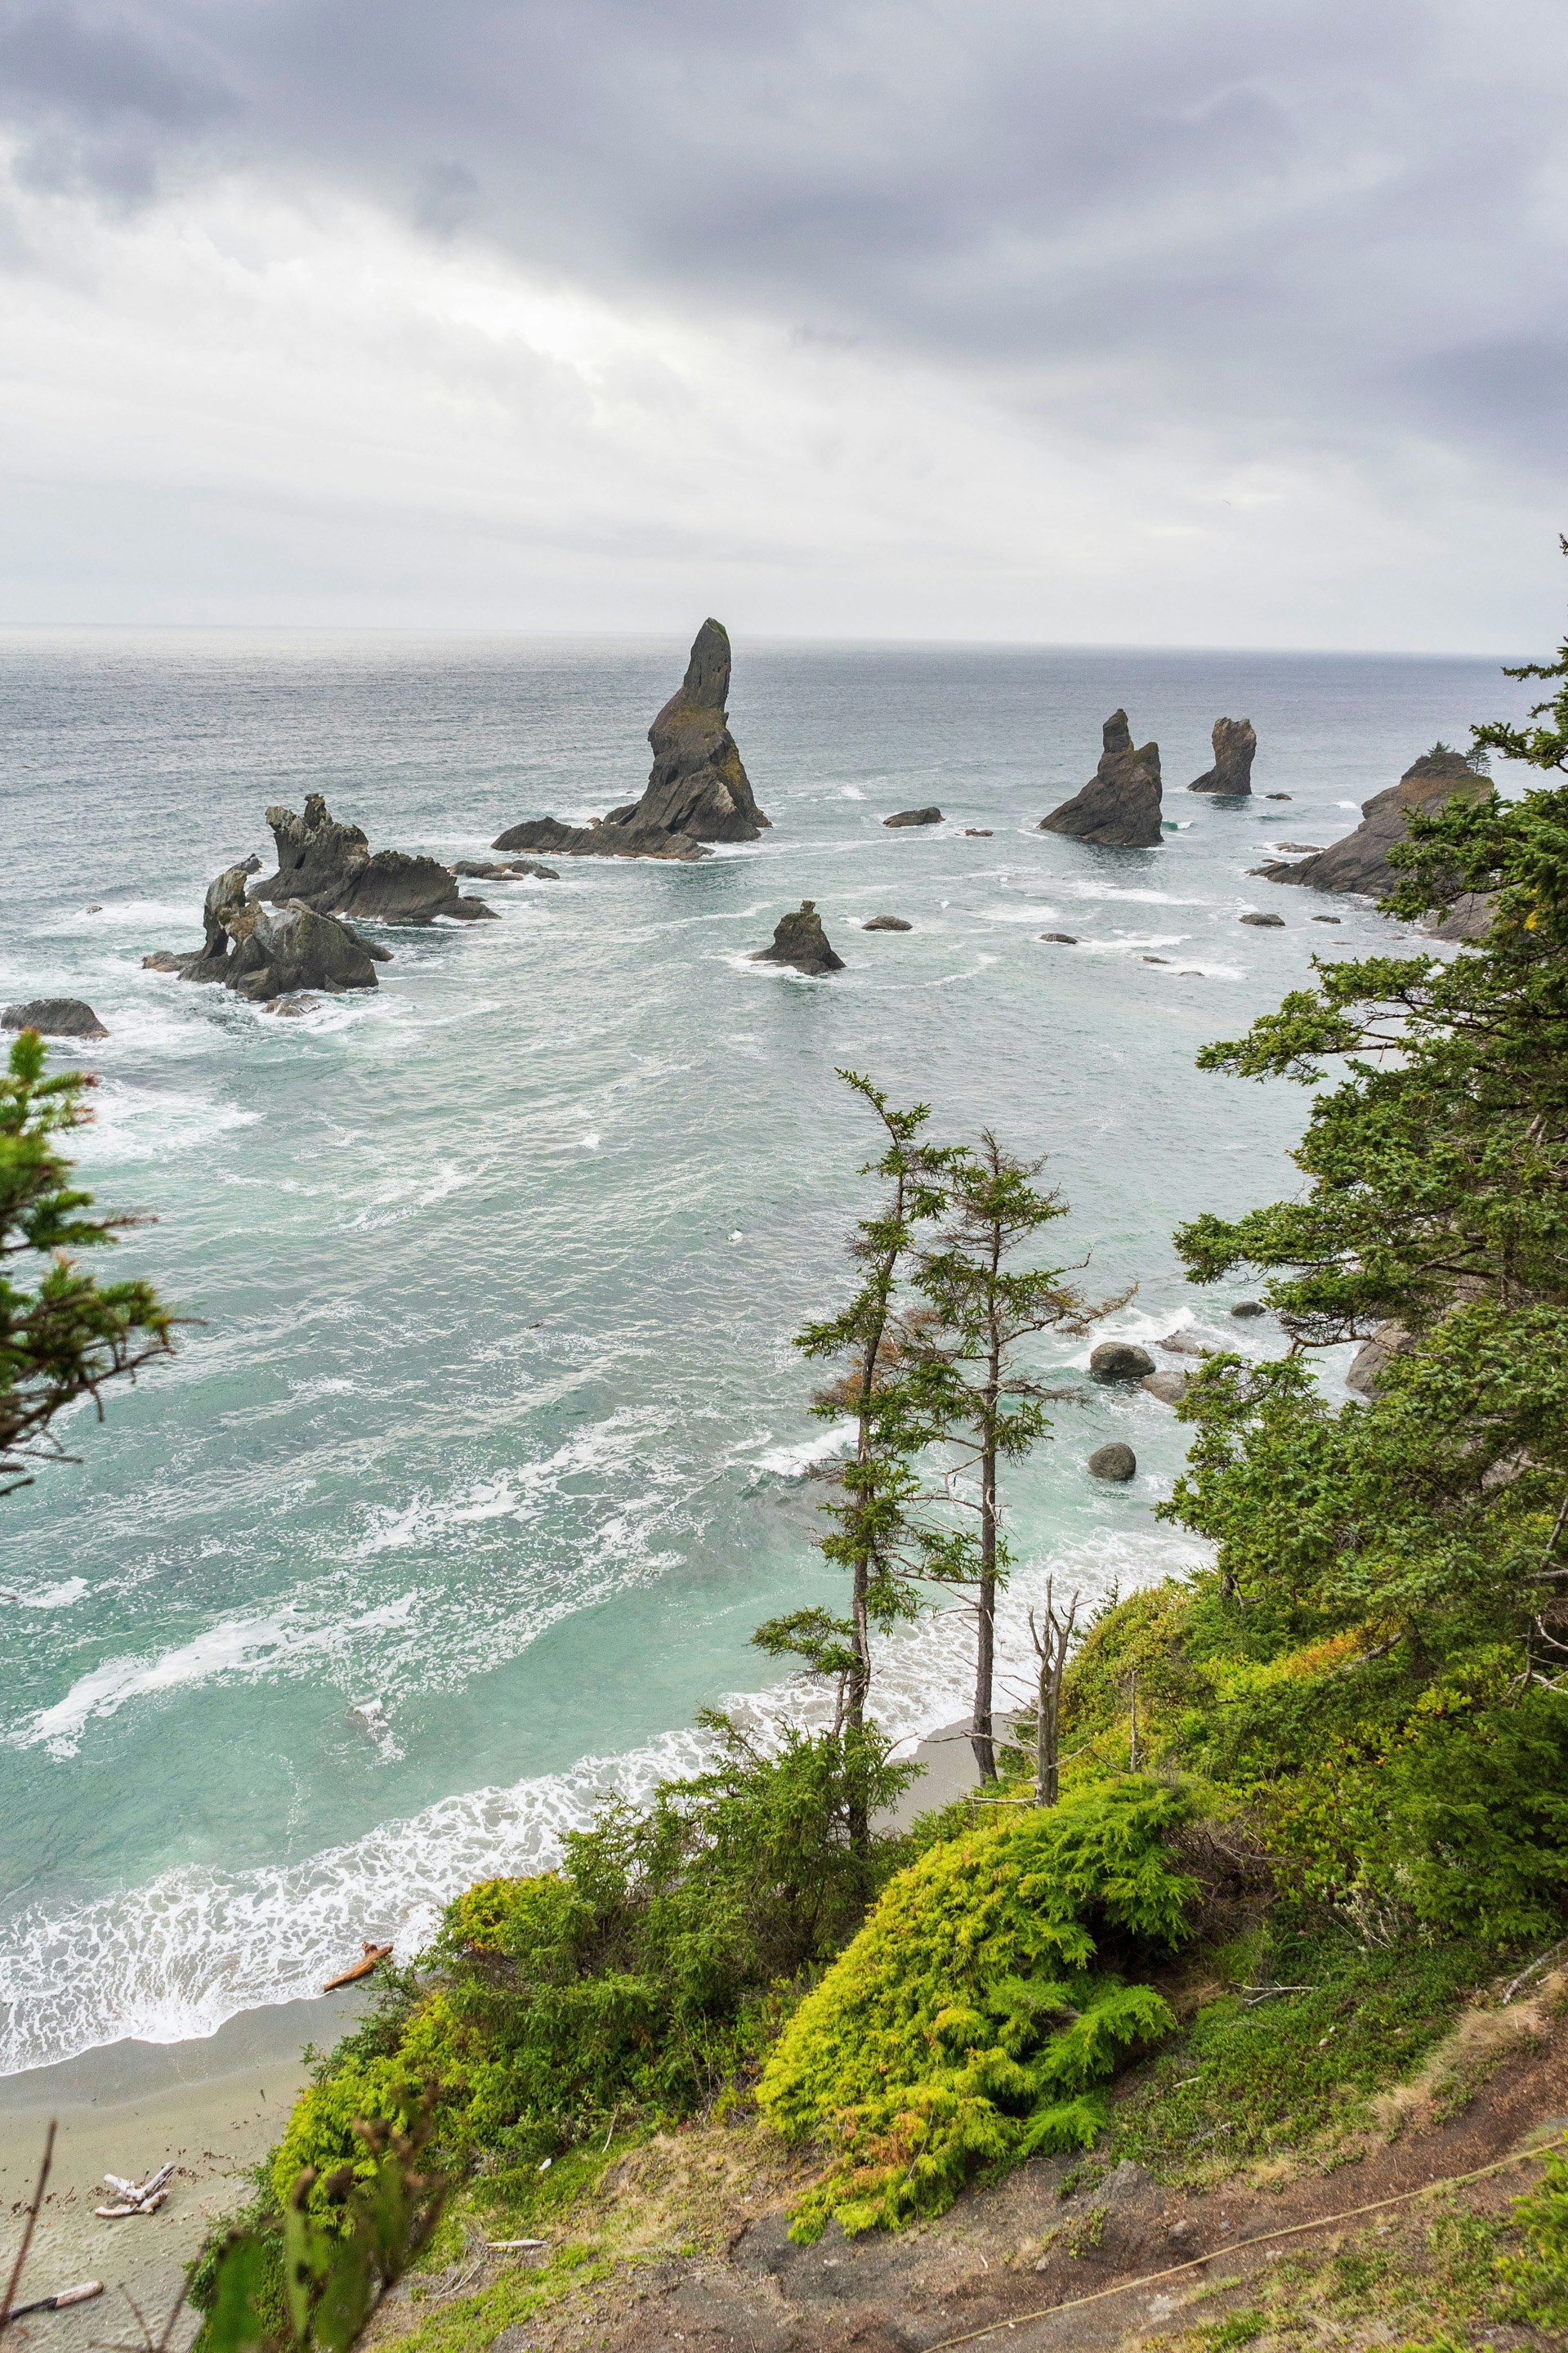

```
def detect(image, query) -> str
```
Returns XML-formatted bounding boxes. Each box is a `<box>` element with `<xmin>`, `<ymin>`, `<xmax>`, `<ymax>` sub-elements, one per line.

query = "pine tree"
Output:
<box><xmin>753</xmin><ymin>1072</ymin><xmax>951</xmax><ymax>1842</ymax></box>
<box><xmin>911</xmin><ymin>1134</ymin><xmax>1119</xmax><ymax>1779</ymax></box>
<box><xmin>2</xmin><ymin>1030</ymin><xmax>174</xmax><ymax>1496</ymax></box>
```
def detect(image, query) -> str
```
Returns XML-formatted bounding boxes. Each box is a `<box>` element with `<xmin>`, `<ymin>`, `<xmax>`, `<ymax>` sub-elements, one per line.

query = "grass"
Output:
<box><xmin>1106</xmin><ymin>1915</ymin><xmax>1493</xmax><ymax>2185</ymax></box>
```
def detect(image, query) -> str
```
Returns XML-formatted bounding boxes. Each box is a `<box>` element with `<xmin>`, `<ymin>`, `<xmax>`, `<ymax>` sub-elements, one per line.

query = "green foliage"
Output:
<box><xmin>757</xmin><ymin>1779</ymin><xmax>1193</xmax><ymax>2238</ymax></box>
<box><xmin>1107</xmin><ymin>1912</ymin><xmax>1491</xmax><ymax>2181</ymax></box>
<box><xmin>264</xmin><ymin>1724</ymin><xmax>917</xmax><ymax>2208</ymax></box>
<box><xmin>1</xmin><ymin>1027</ymin><xmax>174</xmax><ymax>1492</ymax></box>
<box><xmin>757</xmin><ymin>1071</ymin><xmax>954</xmax><ymax>1747</ymax></box>
<box><xmin>1501</xmin><ymin>2146</ymin><xmax>1568</xmax><ymax>2326</ymax></box>
<box><xmin>1471</xmin><ymin>535</ymin><xmax>1568</xmax><ymax>777</ymax></box>
<box><xmin>196</xmin><ymin>2116</ymin><xmax>444</xmax><ymax>2353</ymax></box>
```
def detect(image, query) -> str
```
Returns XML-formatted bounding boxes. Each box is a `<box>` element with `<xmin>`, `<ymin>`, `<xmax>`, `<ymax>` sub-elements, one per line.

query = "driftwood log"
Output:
<box><xmin>323</xmin><ymin>1940</ymin><xmax>394</xmax><ymax>1993</ymax></box>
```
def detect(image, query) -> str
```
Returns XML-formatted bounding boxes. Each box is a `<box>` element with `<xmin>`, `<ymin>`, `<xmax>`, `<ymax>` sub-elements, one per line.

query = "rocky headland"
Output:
<box><xmin>494</xmin><ymin>620</ymin><xmax>768</xmax><ymax>863</ymax></box>
<box><xmin>1255</xmin><ymin>748</ymin><xmax>1490</xmax><ymax>909</ymax></box>
<box><xmin>1039</xmin><ymin>711</ymin><xmax>1163</xmax><ymax>848</ymax></box>
<box><xmin>752</xmin><ymin>901</ymin><xmax>843</xmax><ymax>976</ymax></box>
<box><xmin>254</xmin><ymin>795</ymin><xmax>497</xmax><ymax>923</ymax></box>
<box><xmin>1188</xmin><ymin>715</ymin><xmax>1257</xmax><ymax>794</ymax></box>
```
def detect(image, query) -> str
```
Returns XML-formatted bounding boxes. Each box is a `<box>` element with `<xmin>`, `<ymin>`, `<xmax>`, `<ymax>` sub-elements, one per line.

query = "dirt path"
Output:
<box><xmin>530</xmin><ymin>1993</ymin><xmax>1568</xmax><ymax>2353</ymax></box>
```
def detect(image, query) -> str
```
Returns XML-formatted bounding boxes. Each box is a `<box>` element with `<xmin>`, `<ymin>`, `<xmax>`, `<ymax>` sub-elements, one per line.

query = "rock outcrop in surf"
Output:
<box><xmin>752</xmin><ymin>901</ymin><xmax>843</xmax><ymax>976</ymax></box>
<box><xmin>1188</xmin><ymin>717</ymin><xmax>1257</xmax><ymax>794</ymax></box>
<box><xmin>494</xmin><ymin>620</ymin><xmax>769</xmax><ymax>863</ymax></box>
<box><xmin>2</xmin><ymin>997</ymin><xmax>109</xmax><ymax>1039</ymax></box>
<box><xmin>1255</xmin><ymin>749</ymin><xmax>1489</xmax><ymax>904</ymax></box>
<box><xmin>253</xmin><ymin>795</ymin><xmax>497</xmax><ymax>923</ymax></box>
<box><xmin>1039</xmin><ymin>712</ymin><xmax>1163</xmax><ymax>848</ymax></box>
<box><xmin>145</xmin><ymin>864</ymin><xmax>388</xmax><ymax>1003</ymax></box>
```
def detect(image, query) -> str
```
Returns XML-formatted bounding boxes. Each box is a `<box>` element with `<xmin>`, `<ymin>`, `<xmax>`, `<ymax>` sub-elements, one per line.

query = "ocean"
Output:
<box><xmin>0</xmin><ymin>630</ymin><xmax>1522</xmax><ymax>2076</ymax></box>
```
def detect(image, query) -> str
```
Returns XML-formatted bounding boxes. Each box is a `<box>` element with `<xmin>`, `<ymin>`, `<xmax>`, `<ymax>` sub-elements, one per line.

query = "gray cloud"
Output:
<box><xmin>0</xmin><ymin>0</ymin><xmax>1562</xmax><ymax>633</ymax></box>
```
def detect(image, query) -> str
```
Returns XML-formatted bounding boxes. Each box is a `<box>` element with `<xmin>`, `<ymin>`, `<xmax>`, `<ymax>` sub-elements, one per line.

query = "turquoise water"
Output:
<box><xmin>0</xmin><ymin>632</ymin><xmax>1521</xmax><ymax>2073</ymax></box>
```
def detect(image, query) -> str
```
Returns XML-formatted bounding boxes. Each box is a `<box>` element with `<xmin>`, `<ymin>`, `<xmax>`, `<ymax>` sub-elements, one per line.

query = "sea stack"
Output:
<box><xmin>145</xmin><ymin>864</ymin><xmax>388</xmax><ymax>1002</ymax></box>
<box><xmin>752</xmin><ymin>901</ymin><xmax>843</xmax><ymax>976</ymax></box>
<box><xmin>494</xmin><ymin>620</ymin><xmax>769</xmax><ymax>861</ymax></box>
<box><xmin>1254</xmin><ymin>748</ymin><xmax>1489</xmax><ymax>905</ymax></box>
<box><xmin>253</xmin><ymin>796</ymin><xmax>497</xmax><ymax>923</ymax></box>
<box><xmin>1188</xmin><ymin>717</ymin><xmax>1257</xmax><ymax>794</ymax></box>
<box><xmin>1039</xmin><ymin>712</ymin><xmax>1163</xmax><ymax>848</ymax></box>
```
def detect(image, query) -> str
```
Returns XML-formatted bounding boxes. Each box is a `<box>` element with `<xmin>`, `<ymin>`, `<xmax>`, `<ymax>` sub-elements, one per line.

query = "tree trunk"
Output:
<box><xmin>971</xmin><ymin>1433</ymin><xmax>998</xmax><ymax>1782</ymax></box>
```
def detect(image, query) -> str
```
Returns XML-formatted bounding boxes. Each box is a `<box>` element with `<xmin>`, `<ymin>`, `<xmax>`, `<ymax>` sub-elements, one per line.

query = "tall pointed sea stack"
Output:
<box><xmin>1189</xmin><ymin>716</ymin><xmax>1257</xmax><ymax>794</ymax></box>
<box><xmin>494</xmin><ymin>619</ymin><xmax>769</xmax><ymax>861</ymax></box>
<box><xmin>1039</xmin><ymin>711</ymin><xmax>1163</xmax><ymax>848</ymax></box>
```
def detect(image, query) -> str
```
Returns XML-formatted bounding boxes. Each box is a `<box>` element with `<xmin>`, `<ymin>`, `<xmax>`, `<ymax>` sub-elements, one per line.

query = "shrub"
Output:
<box><xmin>757</xmin><ymin>1778</ymin><xmax>1193</xmax><ymax>2239</ymax></box>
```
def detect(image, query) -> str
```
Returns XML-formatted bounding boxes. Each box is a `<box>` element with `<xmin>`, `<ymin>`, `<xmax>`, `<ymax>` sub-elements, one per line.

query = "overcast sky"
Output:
<box><xmin>1</xmin><ymin>0</ymin><xmax>1564</xmax><ymax>645</ymax></box>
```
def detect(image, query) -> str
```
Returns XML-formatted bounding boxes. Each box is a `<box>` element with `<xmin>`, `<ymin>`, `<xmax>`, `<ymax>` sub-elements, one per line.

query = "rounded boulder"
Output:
<box><xmin>1089</xmin><ymin>1341</ymin><xmax>1156</xmax><ymax>1382</ymax></box>
<box><xmin>1088</xmin><ymin>1443</ymin><xmax>1137</xmax><ymax>1482</ymax></box>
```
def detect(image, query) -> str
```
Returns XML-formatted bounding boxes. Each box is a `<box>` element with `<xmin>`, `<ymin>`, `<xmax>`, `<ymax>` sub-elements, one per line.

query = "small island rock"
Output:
<box><xmin>495</xmin><ymin>620</ymin><xmax>767</xmax><ymax>861</ymax></box>
<box><xmin>1088</xmin><ymin>1442</ymin><xmax>1137</xmax><ymax>1481</ymax></box>
<box><xmin>2</xmin><ymin>996</ymin><xmax>109</xmax><ymax>1039</ymax></box>
<box><xmin>1188</xmin><ymin>717</ymin><xmax>1257</xmax><ymax>794</ymax></box>
<box><xmin>1231</xmin><ymin>1300</ymin><xmax>1266</xmax><ymax>1318</ymax></box>
<box><xmin>1039</xmin><ymin>712</ymin><xmax>1163</xmax><ymax>848</ymax></box>
<box><xmin>863</xmin><ymin>915</ymin><xmax>912</xmax><ymax>931</ymax></box>
<box><xmin>1240</xmin><ymin>911</ymin><xmax>1285</xmax><ymax>927</ymax></box>
<box><xmin>883</xmin><ymin>807</ymin><xmax>943</xmax><ymax>828</ymax></box>
<box><xmin>1039</xmin><ymin>932</ymin><xmax>1079</xmax><ymax>944</ymax></box>
<box><xmin>752</xmin><ymin>901</ymin><xmax>844</xmax><ymax>977</ymax></box>
<box><xmin>146</xmin><ymin>866</ymin><xmax>385</xmax><ymax>1004</ymax></box>
<box><xmin>1089</xmin><ymin>1340</ymin><xmax>1156</xmax><ymax>1382</ymax></box>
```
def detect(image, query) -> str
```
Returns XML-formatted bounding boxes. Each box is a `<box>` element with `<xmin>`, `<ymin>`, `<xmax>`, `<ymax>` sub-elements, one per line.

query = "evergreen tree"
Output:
<box><xmin>2</xmin><ymin>1030</ymin><xmax>174</xmax><ymax>1496</ymax></box>
<box><xmin>911</xmin><ymin>1134</ymin><xmax>1117</xmax><ymax>1779</ymax></box>
<box><xmin>753</xmin><ymin>1072</ymin><xmax>950</xmax><ymax>1841</ymax></box>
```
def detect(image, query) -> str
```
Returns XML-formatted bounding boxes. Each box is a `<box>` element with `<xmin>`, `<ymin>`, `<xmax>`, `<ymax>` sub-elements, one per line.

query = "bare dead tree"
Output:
<box><xmin>1027</xmin><ymin>1578</ymin><xmax>1079</xmax><ymax>1805</ymax></box>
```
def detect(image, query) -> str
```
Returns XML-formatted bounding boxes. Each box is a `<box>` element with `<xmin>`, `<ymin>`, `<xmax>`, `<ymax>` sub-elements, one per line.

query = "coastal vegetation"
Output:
<box><xmin>0</xmin><ymin>1026</ymin><xmax>172</xmax><ymax>1496</ymax></box>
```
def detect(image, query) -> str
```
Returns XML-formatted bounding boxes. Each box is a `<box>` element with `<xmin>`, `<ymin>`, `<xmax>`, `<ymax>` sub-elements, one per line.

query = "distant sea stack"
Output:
<box><xmin>1039</xmin><ymin>712</ymin><xmax>1163</xmax><ymax>848</ymax></box>
<box><xmin>1188</xmin><ymin>717</ymin><xmax>1257</xmax><ymax>794</ymax></box>
<box><xmin>494</xmin><ymin>620</ymin><xmax>769</xmax><ymax>863</ymax></box>
<box><xmin>1255</xmin><ymin>748</ymin><xmax>1490</xmax><ymax>906</ymax></box>
<box><xmin>752</xmin><ymin>901</ymin><xmax>843</xmax><ymax>976</ymax></box>
<box><xmin>254</xmin><ymin>795</ymin><xmax>498</xmax><ymax>923</ymax></box>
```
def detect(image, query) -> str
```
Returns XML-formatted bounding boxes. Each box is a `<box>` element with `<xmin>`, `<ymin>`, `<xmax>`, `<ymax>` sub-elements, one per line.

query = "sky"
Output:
<box><xmin>1</xmin><ymin>0</ymin><xmax>1565</xmax><ymax>646</ymax></box>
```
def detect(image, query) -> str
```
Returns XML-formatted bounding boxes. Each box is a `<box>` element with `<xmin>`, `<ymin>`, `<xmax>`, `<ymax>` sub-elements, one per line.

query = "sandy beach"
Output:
<box><xmin>0</xmin><ymin>1991</ymin><xmax>374</xmax><ymax>2353</ymax></box>
<box><xmin>0</xmin><ymin>1720</ymin><xmax>989</xmax><ymax>2349</ymax></box>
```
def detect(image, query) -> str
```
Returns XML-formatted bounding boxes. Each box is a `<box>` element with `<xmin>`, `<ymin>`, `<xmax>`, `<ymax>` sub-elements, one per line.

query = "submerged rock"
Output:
<box><xmin>1141</xmin><ymin>1369</ymin><xmax>1191</xmax><ymax>1405</ymax></box>
<box><xmin>1089</xmin><ymin>1340</ymin><xmax>1156</xmax><ymax>1382</ymax></box>
<box><xmin>863</xmin><ymin>915</ymin><xmax>912</xmax><ymax>931</ymax></box>
<box><xmin>752</xmin><ymin>901</ymin><xmax>844</xmax><ymax>976</ymax></box>
<box><xmin>496</xmin><ymin>620</ymin><xmax>767</xmax><ymax>861</ymax></box>
<box><xmin>1039</xmin><ymin>712</ymin><xmax>1163</xmax><ymax>848</ymax></box>
<box><xmin>1188</xmin><ymin>717</ymin><xmax>1257</xmax><ymax>794</ymax></box>
<box><xmin>2</xmin><ymin>996</ymin><xmax>109</xmax><ymax>1039</ymax></box>
<box><xmin>883</xmin><ymin>807</ymin><xmax>943</xmax><ymax>828</ymax></box>
<box><xmin>451</xmin><ymin>858</ymin><xmax>560</xmax><ymax>881</ymax></box>
<box><xmin>1039</xmin><ymin>932</ymin><xmax>1079</xmax><ymax>944</ymax></box>
<box><xmin>1255</xmin><ymin>749</ymin><xmax>1489</xmax><ymax>903</ymax></box>
<box><xmin>1088</xmin><ymin>1442</ymin><xmax>1137</xmax><ymax>1481</ymax></box>
<box><xmin>254</xmin><ymin>795</ymin><xmax>496</xmax><ymax>923</ymax></box>
<box><xmin>963</xmin><ymin>827</ymin><xmax>993</xmax><ymax>837</ymax></box>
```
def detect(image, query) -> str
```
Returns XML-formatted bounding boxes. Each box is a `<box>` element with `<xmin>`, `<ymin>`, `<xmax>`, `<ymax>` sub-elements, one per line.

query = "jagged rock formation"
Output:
<box><xmin>494</xmin><ymin>620</ymin><xmax>768</xmax><ymax>862</ymax></box>
<box><xmin>1256</xmin><ymin>749</ymin><xmax>1490</xmax><ymax>903</ymax></box>
<box><xmin>253</xmin><ymin>795</ymin><xmax>497</xmax><ymax>922</ymax></box>
<box><xmin>2</xmin><ymin>997</ymin><xmax>109</xmax><ymax>1039</ymax></box>
<box><xmin>145</xmin><ymin>864</ymin><xmax>387</xmax><ymax>1003</ymax></box>
<box><xmin>883</xmin><ymin>807</ymin><xmax>942</xmax><ymax>828</ymax></box>
<box><xmin>1188</xmin><ymin>717</ymin><xmax>1257</xmax><ymax>794</ymax></box>
<box><xmin>751</xmin><ymin>901</ymin><xmax>843</xmax><ymax>976</ymax></box>
<box><xmin>1039</xmin><ymin>713</ymin><xmax>1163</xmax><ymax>848</ymax></box>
